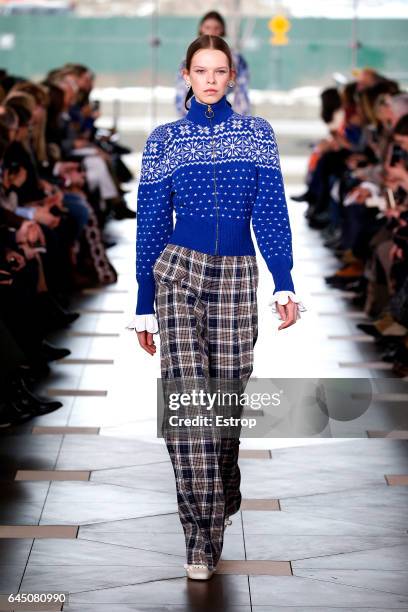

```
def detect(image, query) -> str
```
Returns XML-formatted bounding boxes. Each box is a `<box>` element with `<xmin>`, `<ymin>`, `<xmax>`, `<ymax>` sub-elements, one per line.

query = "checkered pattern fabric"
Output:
<box><xmin>154</xmin><ymin>243</ymin><xmax>258</xmax><ymax>570</ymax></box>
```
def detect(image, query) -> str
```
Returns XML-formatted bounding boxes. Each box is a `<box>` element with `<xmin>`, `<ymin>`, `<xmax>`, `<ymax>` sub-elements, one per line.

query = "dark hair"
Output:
<box><xmin>198</xmin><ymin>11</ymin><xmax>226</xmax><ymax>36</ymax></box>
<box><xmin>0</xmin><ymin>74</ymin><xmax>25</xmax><ymax>94</ymax></box>
<box><xmin>364</xmin><ymin>80</ymin><xmax>400</xmax><ymax>106</ymax></box>
<box><xmin>43</xmin><ymin>82</ymin><xmax>65</xmax><ymax>115</ymax></box>
<box><xmin>12</xmin><ymin>80</ymin><xmax>49</xmax><ymax>107</ymax></box>
<box><xmin>43</xmin><ymin>82</ymin><xmax>65</xmax><ymax>136</ymax></box>
<box><xmin>0</xmin><ymin>132</ymin><xmax>9</xmax><ymax>159</ymax></box>
<box><xmin>4</xmin><ymin>99</ymin><xmax>31</xmax><ymax>127</ymax></box>
<box><xmin>63</xmin><ymin>63</ymin><xmax>90</xmax><ymax>76</ymax></box>
<box><xmin>394</xmin><ymin>113</ymin><xmax>408</xmax><ymax>136</ymax></box>
<box><xmin>320</xmin><ymin>88</ymin><xmax>342</xmax><ymax>124</ymax></box>
<box><xmin>0</xmin><ymin>106</ymin><xmax>18</xmax><ymax>130</ymax></box>
<box><xmin>184</xmin><ymin>35</ymin><xmax>233</xmax><ymax>111</ymax></box>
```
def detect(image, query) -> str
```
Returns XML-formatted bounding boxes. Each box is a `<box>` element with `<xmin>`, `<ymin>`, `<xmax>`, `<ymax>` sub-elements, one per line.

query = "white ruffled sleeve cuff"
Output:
<box><xmin>268</xmin><ymin>291</ymin><xmax>308</xmax><ymax>319</ymax></box>
<box><xmin>126</xmin><ymin>314</ymin><xmax>159</xmax><ymax>334</ymax></box>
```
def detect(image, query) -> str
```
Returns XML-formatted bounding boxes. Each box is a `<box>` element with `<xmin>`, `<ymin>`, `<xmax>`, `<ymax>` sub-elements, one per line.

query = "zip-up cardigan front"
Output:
<box><xmin>135</xmin><ymin>94</ymin><xmax>295</xmax><ymax>315</ymax></box>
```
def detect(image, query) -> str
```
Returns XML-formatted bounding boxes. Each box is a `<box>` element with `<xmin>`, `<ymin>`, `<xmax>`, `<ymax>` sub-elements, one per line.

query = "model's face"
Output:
<box><xmin>199</xmin><ymin>18</ymin><xmax>224</xmax><ymax>37</ymax></box>
<box><xmin>183</xmin><ymin>49</ymin><xmax>234</xmax><ymax>106</ymax></box>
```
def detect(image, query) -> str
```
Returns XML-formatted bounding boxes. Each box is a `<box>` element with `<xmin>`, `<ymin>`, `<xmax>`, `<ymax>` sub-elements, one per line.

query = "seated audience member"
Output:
<box><xmin>292</xmin><ymin>69</ymin><xmax>408</xmax><ymax>377</ymax></box>
<box><xmin>0</xmin><ymin>63</ymin><xmax>135</xmax><ymax>427</ymax></box>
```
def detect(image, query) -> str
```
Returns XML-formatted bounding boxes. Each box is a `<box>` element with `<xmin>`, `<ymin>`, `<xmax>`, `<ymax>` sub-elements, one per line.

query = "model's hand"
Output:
<box><xmin>269</xmin><ymin>291</ymin><xmax>307</xmax><ymax>331</ymax></box>
<box><xmin>275</xmin><ymin>298</ymin><xmax>299</xmax><ymax>330</ymax></box>
<box><xmin>126</xmin><ymin>314</ymin><xmax>159</xmax><ymax>356</ymax></box>
<box><xmin>136</xmin><ymin>331</ymin><xmax>157</xmax><ymax>356</ymax></box>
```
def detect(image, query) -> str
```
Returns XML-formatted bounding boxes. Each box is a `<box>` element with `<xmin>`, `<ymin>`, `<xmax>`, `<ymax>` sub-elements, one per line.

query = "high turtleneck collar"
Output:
<box><xmin>185</xmin><ymin>94</ymin><xmax>233</xmax><ymax>126</ymax></box>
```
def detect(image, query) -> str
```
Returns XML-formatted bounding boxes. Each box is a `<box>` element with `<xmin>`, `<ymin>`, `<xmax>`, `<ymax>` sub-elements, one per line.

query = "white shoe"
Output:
<box><xmin>183</xmin><ymin>563</ymin><xmax>214</xmax><ymax>580</ymax></box>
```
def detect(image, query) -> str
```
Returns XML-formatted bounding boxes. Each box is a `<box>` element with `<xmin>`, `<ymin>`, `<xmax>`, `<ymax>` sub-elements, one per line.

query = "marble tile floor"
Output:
<box><xmin>0</xmin><ymin>198</ymin><xmax>407</xmax><ymax>611</ymax></box>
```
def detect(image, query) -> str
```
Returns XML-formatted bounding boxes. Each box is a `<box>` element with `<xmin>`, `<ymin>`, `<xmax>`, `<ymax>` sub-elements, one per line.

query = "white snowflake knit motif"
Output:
<box><xmin>135</xmin><ymin>112</ymin><xmax>294</xmax><ymax>314</ymax></box>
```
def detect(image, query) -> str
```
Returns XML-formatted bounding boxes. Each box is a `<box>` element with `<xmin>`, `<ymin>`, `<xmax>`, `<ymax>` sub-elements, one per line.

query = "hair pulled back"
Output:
<box><xmin>184</xmin><ymin>35</ymin><xmax>233</xmax><ymax>111</ymax></box>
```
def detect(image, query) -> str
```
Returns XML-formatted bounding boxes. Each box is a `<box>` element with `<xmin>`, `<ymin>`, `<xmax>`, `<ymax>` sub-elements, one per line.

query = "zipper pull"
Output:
<box><xmin>205</xmin><ymin>104</ymin><xmax>214</xmax><ymax>119</ymax></box>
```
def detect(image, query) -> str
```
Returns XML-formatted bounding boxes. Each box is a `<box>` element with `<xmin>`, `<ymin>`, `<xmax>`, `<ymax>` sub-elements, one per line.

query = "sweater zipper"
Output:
<box><xmin>206</xmin><ymin>104</ymin><xmax>220</xmax><ymax>255</ymax></box>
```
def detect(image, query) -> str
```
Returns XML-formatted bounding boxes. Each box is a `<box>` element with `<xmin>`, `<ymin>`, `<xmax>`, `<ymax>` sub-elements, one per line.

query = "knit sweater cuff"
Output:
<box><xmin>136</xmin><ymin>276</ymin><xmax>156</xmax><ymax>315</ymax></box>
<box><xmin>267</xmin><ymin>258</ymin><xmax>295</xmax><ymax>293</ymax></box>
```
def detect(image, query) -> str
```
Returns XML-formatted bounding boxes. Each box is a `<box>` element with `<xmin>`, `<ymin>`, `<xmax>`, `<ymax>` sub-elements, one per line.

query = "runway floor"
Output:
<box><xmin>1</xmin><ymin>193</ymin><xmax>408</xmax><ymax>611</ymax></box>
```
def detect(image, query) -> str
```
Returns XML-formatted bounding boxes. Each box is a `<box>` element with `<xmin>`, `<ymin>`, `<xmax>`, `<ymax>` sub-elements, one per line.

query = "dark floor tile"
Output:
<box><xmin>242</xmin><ymin>510</ymin><xmax>405</xmax><ymax>536</ymax></box>
<box><xmin>293</xmin><ymin>542</ymin><xmax>408</xmax><ymax>570</ymax></box>
<box><xmin>29</xmin><ymin>537</ymin><xmax>181</xmax><ymax>567</ymax></box>
<box><xmin>0</xmin><ymin>482</ymin><xmax>50</xmax><ymax>501</ymax></box>
<box><xmin>294</xmin><ymin>568</ymin><xmax>408</xmax><ymax>597</ymax></box>
<box><xmin>90</xmin><ymin>461</ymin><xmax>175</xmax><ymax>493</ymax></box>
<box><xmin>240</xmin><ymin>440</ymin><xmax>408</xmax><ymax>499</ymax></box>
<box><xmin>281</xmin><ymin>486</ymin><xmax>408</xmax><ymax>532</ymax></box>
<box><xmin>67</xmin><ymin>574</ymin><xmax>251</xmax><ymax>607</ymax></box>
<box><xmin>0</xmin><ymin>564</ymin><xmax>26</xmax><ymax>591</ymax></box>
<box><xmin>0</xmin><ymin>436</ymin><xmax>62</xmax><ymax>479</ymax></box>
<box><xmin>272</xmin><ymin>439</ymin><xmax>408</xmax><ymax>466</ymax></box>
<box><xmin>78</xmin><ymin>530</ymin><xmax>245</xmax><ymax>560</ymax></box>
<box><xmin>54</xmin><ymin>436</ymin><xmax>168</xmax><ymax>470</ymax></box>
<box><xmin>249</xmin><ymin>575</ymin><xmax>408</xmax><ymax>607</ymax></box>
<box><xmin>253</xmin><ymin>606</ymin><xmax>405</xmax><ymax>612</ymax></box>
<box><xmin>0</xmin><ymin>539</ymin><xmax>33</xmax><ymax>565</ymax></box>
<box><xmin>78</xmin><ymin>513</ymin><xmax>183</xmax><ymax>534</ymax></box>
<box><xmin>240</xmin><ymin>463</ymin><xmax>383</xmax><ymax>499</ymax></box>
<box><xmin>0</xmin><ymin>503</ymin><xmax>44</xmax><ymax>525</ymax></box>
<box><xmin>245</xmin><ymin>534</ymin><xmax>403</xmax><ymax>561</ymax></box>
<box><xmin>40</xmin><ymin>481</ymin><xmax>176</xmax><ymax>524</ymax></box>
<box><xmin>21</xmin><ymin>564</ymin><xmax>183</xmax><ymax>595</ymax></box>
<box><xmin>66</xmin><ymin>606</ymin><xmax>250</xmax><ymax>612</ymax></box>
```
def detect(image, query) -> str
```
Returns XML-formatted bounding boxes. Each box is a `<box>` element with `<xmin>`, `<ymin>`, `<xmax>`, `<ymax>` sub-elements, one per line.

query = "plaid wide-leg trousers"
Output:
<box><xmin>153</xmin><ymin>243</ymin><xmax>259</xmax><ymax>570</ymax></box>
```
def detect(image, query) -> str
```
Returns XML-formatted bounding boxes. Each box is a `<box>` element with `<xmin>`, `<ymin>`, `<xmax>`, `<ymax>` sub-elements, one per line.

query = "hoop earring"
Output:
<box><xmin>228</xmin><ymin>81</ymin><xmax>234</xmax><ymax>88</ymax></box>
<box><xmin>185</xmin><ymin>81</ymin><xmax>191</xmax><ymax>88</ymax></box>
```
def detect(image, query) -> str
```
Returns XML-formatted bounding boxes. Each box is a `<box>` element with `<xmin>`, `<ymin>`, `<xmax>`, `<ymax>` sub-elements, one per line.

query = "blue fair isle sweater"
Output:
<box><xmin>135</xmin><ymin>94</ymin><xmax>294</xmax><ymax>314</ymax></box>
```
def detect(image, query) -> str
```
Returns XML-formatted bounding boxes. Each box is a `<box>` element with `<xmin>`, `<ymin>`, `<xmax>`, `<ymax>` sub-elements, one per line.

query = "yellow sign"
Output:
<box><xmin>268</xmin><ymin>15</ymin><xmax>291</xmax><ymax>46</ymax></box>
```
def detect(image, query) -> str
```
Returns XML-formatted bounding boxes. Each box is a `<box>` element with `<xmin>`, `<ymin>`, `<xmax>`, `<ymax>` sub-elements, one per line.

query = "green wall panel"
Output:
<box><xmin>1</xmin><ymin>16</ymin><xmax>407</xmax><ymax>89</ymax></box>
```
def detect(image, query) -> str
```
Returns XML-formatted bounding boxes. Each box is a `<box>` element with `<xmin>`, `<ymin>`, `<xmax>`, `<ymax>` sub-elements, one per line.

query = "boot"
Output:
<box><xmin>108</xmin><ymin>197</ymin><xmax>136</xmax><ymax>220</ymax></box>
<box><xmin>36</xmin><ymin>292</ymin><xmax>79</xmax><ymax>332</ymax></box>
<box><xmin>40</xmin><ymin>341</ymin><xmax>71</xmax><ymax>362</ymax></box>
<box><xmin>291</xmin><ymin>190</ymin><xmax>314</xmax><ymax>203</ymax></box>
<box><xmin>7</xmin><ymin>376</ymin><xmax>63</xmax><ymax>417</ymax></box>
<box><xmin>0</xmin><ymin>399</ymin><xmax>32</xmax><ymax>428</ymax></box>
